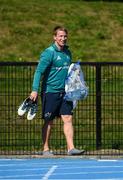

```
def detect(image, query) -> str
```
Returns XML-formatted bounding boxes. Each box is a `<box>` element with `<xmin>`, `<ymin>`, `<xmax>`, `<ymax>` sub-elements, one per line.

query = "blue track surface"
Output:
<box><xmin>0</xmin><ymin>158</ymin><xmax>123</xmax><ymax>179</ymax></box>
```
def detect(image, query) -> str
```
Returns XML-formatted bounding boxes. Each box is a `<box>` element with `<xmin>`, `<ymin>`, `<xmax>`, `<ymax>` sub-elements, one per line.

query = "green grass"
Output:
<box><xmin>1</xmin><ymin>0</ymin><xmax>123</xmax><ymax>62</ymax></box>
<box><xmin>1</xmin><ymin>0</ymin><xmax>123</xmax><ymax>154</ymax></box>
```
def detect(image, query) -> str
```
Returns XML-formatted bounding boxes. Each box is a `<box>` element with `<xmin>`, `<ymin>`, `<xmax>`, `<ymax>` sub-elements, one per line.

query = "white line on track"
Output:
<box><xmin>42</xmin><ymin>165</ymin><xmax>57</xmax><ymax>180</ymax></box>
<box><xmin>0</xmin><ymin>159</ymin><xmax>27</xmax><ymax>161</ymax></box>
<box><xmin>98</xmin><ymin>159</ymin><xmax>118</xmax><ymax>162</ymax></box>
<box><xmin>48</xmin><ymin>179</ymin><xmax>123</xmax><ymax>180</ymax></box>
<box><xmin>0</xmin><ymin>174</ymin><xmax>44</xmax><ymax>179</ymax></box>
<box><xmin>50</xmin><ymin>170</ymin><xmax>123</xmax><ymax>175</ymax></box>
<box><xmin>0</xmin><ymin>171</ymin><xmax>122</xmax><ymax>178</ymax></box>
<box><xmin>0</xmin><ymin>159</ymin><xmax>122</xmax><ymax>167</ymax></box>
<box><xmin>0</xmin><ymin>165</ymin><xmax>123</xmax><ymax>171</ymax></box>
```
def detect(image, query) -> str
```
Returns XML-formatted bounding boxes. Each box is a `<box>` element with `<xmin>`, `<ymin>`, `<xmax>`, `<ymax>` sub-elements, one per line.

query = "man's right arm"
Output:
<box><xmin>30</xmin><ymin>49</ymin><xmax>53</xmax><ymax>100</ymax></box>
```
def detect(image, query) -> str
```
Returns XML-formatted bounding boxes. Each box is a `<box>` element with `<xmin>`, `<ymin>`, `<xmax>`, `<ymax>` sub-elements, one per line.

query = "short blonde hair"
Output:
<box><xmin>53</xmin><ymin>26</ymin><xmax>68</xmax><ymax>36</ymax></box>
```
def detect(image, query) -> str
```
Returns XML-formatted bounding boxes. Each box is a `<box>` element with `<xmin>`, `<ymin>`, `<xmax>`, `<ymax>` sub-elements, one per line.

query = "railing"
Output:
<box><xmin>0</xmin><ymin>62</ymin><xmax>123</xmax><ymax>156</ymax></box>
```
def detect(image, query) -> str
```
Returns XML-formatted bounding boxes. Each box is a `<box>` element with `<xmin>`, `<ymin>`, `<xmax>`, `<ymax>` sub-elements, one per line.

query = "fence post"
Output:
<box><xmin>96</xmin><ymin>63</ymin><xmax>102</xmax><ymax>149</ymax></box>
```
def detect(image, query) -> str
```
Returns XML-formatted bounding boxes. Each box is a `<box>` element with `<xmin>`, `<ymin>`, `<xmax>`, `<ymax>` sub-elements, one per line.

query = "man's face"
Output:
<box><xmin>54</xmin><ymin>30</ymin><xmax>68</xmax><ymax>49</ymax></box>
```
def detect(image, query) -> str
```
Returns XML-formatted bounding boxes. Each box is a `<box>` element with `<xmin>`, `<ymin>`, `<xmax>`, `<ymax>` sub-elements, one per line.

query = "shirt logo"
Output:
<box><xmin>64</xmin><ymin>62</ymin><xmax>68</xmax><ymax>66</ymax></box>
<box><xmin>56</xmin><ymin>55</ymin><xmax>61</xmax><ymax>61</ymax></box>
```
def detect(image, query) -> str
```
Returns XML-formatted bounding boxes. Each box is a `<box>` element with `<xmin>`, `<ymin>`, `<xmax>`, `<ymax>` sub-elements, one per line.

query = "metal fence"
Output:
<box><xmin>0</xmin><ymin>62</ymin><xmax>123</xmax><ymax>156</ymax></box>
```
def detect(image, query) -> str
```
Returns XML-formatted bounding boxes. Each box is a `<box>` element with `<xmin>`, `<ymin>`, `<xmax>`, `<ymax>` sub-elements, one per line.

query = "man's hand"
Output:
<box><xmin>30</xmin><ymin>91</ymin><xmax>38</xmax><ymax>101</ymax></box>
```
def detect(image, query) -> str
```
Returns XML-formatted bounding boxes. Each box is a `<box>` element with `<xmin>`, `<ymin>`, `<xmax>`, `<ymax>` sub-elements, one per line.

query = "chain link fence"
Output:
<box><xmin>0</xmin><ymin>62</ymin><xmax>123</xmax><ymax>156</ymax></box>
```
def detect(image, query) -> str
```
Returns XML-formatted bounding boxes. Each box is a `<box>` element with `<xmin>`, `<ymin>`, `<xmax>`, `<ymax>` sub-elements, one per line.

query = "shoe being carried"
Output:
<box><xmin>27</xmin><ymin>100</ymin><xmax>38</xmax><ymax>120</ymax></box>
<box><xmin>18</xmin><ymin>97</ymin><xmax>33</xmax><ymax>116</ymax></box>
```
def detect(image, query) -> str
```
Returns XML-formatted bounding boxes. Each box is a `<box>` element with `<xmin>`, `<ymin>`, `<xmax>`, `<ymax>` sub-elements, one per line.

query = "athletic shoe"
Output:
<box><xmin>35</xmin><ymin>150</ymin><xmax>54</xmax><ymax>156</ymax></box>
<box><xmin>27</xmin><ymin>100</ymin><xmax>38</xmax><ymax>120</ymax></box>
<box><xmin>67</xmin><ymin>148</ymin><xmax>85</xmax><ymax>156</ymax></box>
<box><xmin>18</xmin><ymin>97</ymin><xmax>33</xmax><ymax>116</ymax></box>
<box><xmin>42</xmin><ymin>150</ymin><xmax>54</xmax><ymax>156</ymax></box>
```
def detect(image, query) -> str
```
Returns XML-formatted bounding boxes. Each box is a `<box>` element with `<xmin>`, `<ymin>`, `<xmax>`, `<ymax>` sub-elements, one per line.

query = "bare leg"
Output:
<box><xmin>42</xmin><ymin>120</ymin><xmax>53</xmax><ymax>152</ymax></box>
<box><xmin>61</xmin><ymin>115</ymin><xmax>75</xmax><ymax>151</ymax></box>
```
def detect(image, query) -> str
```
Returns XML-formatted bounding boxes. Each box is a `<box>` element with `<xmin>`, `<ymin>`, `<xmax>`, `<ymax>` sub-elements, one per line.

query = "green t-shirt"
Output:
<box><xmin>32</xmin><ymin>43</ymin><xmax>72</xmax><ymax>93</ymax></box>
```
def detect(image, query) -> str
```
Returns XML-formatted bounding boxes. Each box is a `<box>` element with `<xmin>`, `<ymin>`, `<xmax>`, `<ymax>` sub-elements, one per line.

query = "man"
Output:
<box><xmin>30</xmin><ymin>26</ymin><xmax>85</xmax><ymax>156</ymax></box>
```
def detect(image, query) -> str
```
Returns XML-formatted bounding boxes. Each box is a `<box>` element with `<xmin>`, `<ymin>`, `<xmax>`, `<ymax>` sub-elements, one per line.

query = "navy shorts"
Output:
<box><xmin>41</xmin><ymin>92</ymin><xmax>73</xmax><ymax>121</ymax></box>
